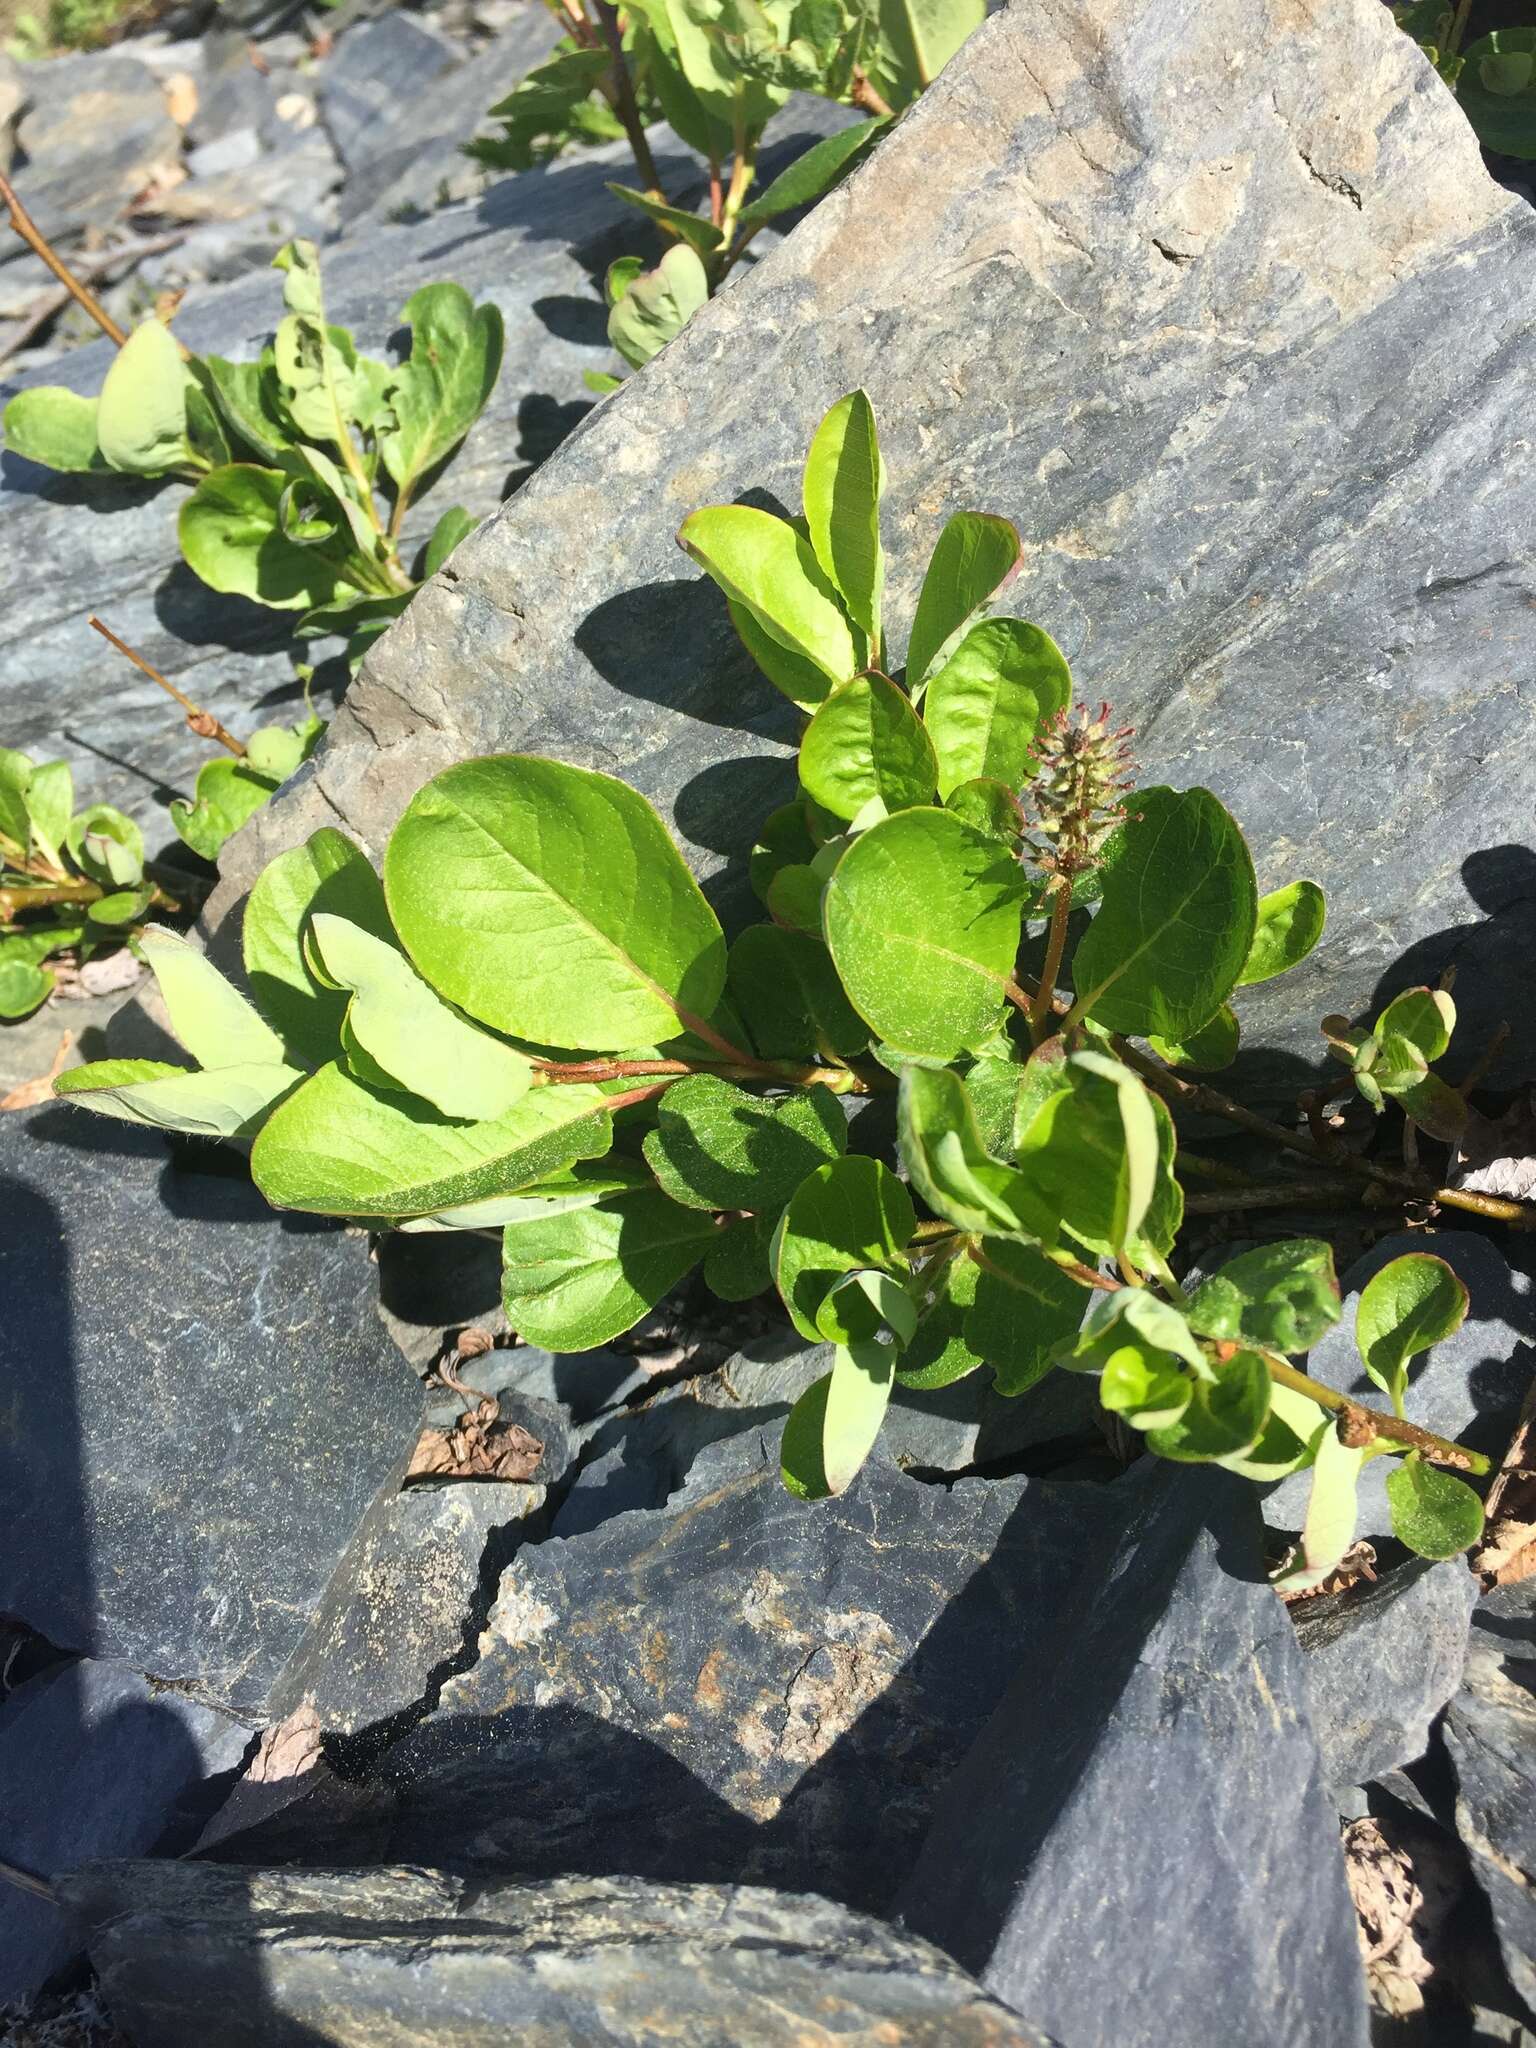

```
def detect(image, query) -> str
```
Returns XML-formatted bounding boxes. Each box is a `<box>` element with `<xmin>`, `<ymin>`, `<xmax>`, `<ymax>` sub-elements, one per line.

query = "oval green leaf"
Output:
<box><xmin>798</xmin><ymin>674</ymin><xmax>936</xmax><ymax>823</ymax></box>
<box><xmin>921</xmin><ymin>618</ymin><xmax>1071</xmax><ymax>793</ymax></box>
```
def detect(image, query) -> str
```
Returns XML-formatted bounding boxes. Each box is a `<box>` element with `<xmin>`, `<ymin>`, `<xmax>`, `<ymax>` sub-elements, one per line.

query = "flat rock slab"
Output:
<box><xmin>1293</xmin><ymin>1555</ymin><xmax>1479</xmax><ymax>1791</ymax></box>
<box><xmin>376</xmin><ymin>1439</ymin><xmax>1133</xmax><ymax>1914</ymax></box>
<box><xmin>1264</xmin><ymin>1232</ymin><xmax>1534</xmax><ymax>1540</ymax></box>
<box><xmin>223</xmin><ymin>0</ymin><xmax>1536</xmax><ymax>1077</ymax></box>
<box><xmin>318</xmin><ymin>12</ymin><xmax>462</xmax><ymax>172</ymax></box>
<box><xmin>64</xmin><ymin>1864</ymin><xmax>1057</xmax><ymax>2046</ymax></box>
<box><xmin>1444</xmin><ymin>1578</ymin><xmax>1536</xmax><ymax>2016</ymax></box>
<box><xmin>899</xmin><ymin>1464</ymin><xmax>1370</xmax><ymax>2048</ymax></box>
<box><xmin>10</xmin><ymin>52</ymin><xmax>180</xmax><ymax>244</ymax></box>
<box><xmin>0</xmin><ymin>1104</ymin><xmax>422</xmax><ymax>1715</ymax></box>
<box><xmin>267</xmin><ymin>1479</ymin><xmax>548</xmax><ymax>1735</ymax></box>
<box><xmin>0</xmin><ymin>1656</ymin><xmax>250</xmax><ymax>2002</ymax></box>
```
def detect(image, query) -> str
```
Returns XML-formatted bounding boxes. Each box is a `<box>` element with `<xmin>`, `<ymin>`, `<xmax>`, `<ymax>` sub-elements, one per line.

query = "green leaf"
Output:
<box><xmin>1070</xmin><ymin>786</ymin><xmax>1257</xmax><ymax>1039</ymax></box>
<box><xmin>54</xmin><ymin>1057</ymin><xmax>302</xmax><ymax>1137</ymax></box>
<box><xmin>703</xmin><ymin>1213</ymin><xmax>775</xmax><ymax>1299</ymax></box>
<box><xmin>773</xmin><ymin>1154</ymin><xmax>914</xmax><ymax>1341</ymax></box>
<box><xmin>816</xmin><ymin>1266</ymin><xmax>918</xmax><ymax>1348</ymax></box>
<box><xmin>641</xmin><ymin>1073</ymin><xmax>845</xmax><ymax>1210</ymax></box>
<box><xmin>1066</xmin><ymin>1286</ymin><xmax>1207</xmax><ymax>1376</ymax></box>
<box><xmin>1219</xmin><ymin>1380</ymin><xmax>1328</xmax><ymax>1484</ymax></box>
<box><xmin>383</xmin><ymin>754</ymin><xmax>726</xmax><ymax>1052</ymax></box>
<box><xmin>96</xmin><ymin>319</ymin><xmax>188</xmax><ymax>476</ymax></box>
<box><xmin>823</xmin><ymin>806</ymin><xmax>1029</xmax><ymax>1058</ymax></box>
<box><xmin>798</xmin><ymin>675</ymin><xmax>936</xmax><ymax>823</ymax></box>
<box><xmin>1387</xmin><ymin>1456</ymin><xmax>1485</xmax><ymax>1560</ymax></box>
<box><xmin>749</xmin><ymin>801</ymin><xmax>819</xmax><ymax>904</ymax></box>
<box><xmin>607</xmin><ymin>182</ymin><xmax>724</xmax><ymax>256</ymax></box>
<box><xmin>243</xmin><ymin>725</ymin><xmax>305</xmax><ymax>782</ymax></box>
<box><xmin>243</xmin><ymin>828</ymin><xmax>391</xmax><ymax>1066</ymax></box>
<box><xmin>897</xmin><ymin>1250</ymin><xmax>983</xmax><ymax>1388</ymax></box>
<box><xmin>1014</xmin><ymin>1050</ymin><xmax>1159</xmax><ymax>1257</ymax></box>
<box><xmin>251</xmin><ymin>1060</ymin><xmax>616</xmax><ymax>1217</ymax></box>
<box><xmin>138</xmin><ymin>926</ymin><xmax>285</xmax><ymax>1070</ymax></box>
<box><xmin>584</xmin><ymin>370</ymin><xmax>625</xmax><ymax>397</ymax></box>
<box><xmin>605</xmin><ymin>255</ymin><xmax>647</xmax><ymax>307</ymax></box>
<box><xmin>1145</xmin><ymin>1348</ymin><xmax>1270</xmax><ymax>1462</ymax></box>
<box><xmin>780</xmin><ymin>1370</ymin><xmax>834</xmax><ymax>1498</ymax></box>
<box><xmin>728</xmin><ymin>923</ymin><xmax>869</xmax><ymax>1060</ymax></box>
<box><xmin>904</xmin><ymin>511</ymin><xmax>1021</xmax><ymax>689</ymax></box>
<box><xmin>1186</xmin><ymin>1239</ymin><xmax>1341</xmax><ymax>1353</ymax></box>
<box><xmin>766</xmin><ymin>863</ymin><xmax>824</xmax><ymax>933</ymax></box>
<box><xmin>1457</xmin><ymin>29</ymin><xmax>1536</xmax><ymax>158</ymax></box>
<box><xmin>1273</xmin><ymin>1427</ymin><xmax>1364</xmax><ymax>1594</ymax></box>
<box><xmin>4</xmin><ymin>387</ymin><xmax>105</xmax><ymax>473</ymax></box>
<box><xmin>310</xmin><ymin>912</ymin><xmax>531</xmax><ymax>1119</ymax></box>
<box><xmin>727</xmin><ymin>598</ymin><xmax>838</xmax><ymax>710</ymax></box>
<box><xmin>898</xmin><ymin>1064</ymin><xmax>1047</xmax><ymax>1239</ymax></box>
<box><xmin>0</xmin><ymin>958</ymin><xmax>52</xmax><ymax>1017</ymax></box>
<box><xmin>196</xmin><ymin>355</ymin><xmax>294</xmax><ymax>467</ymax></box>
<box><xmin>736</xmin><ymin>117</ymin><xmax>888</xmax><ymax>231</ymax></box>
<box><xmin>871</xmin><ymin>0</ymin><xmax>985</xmax><ymax>105</ymax></box>
<box><xmin>87</xmin><ymin>884</ymin><xmax>154</xmax><ymax>927</ymax></box>
<box><xmin>66</xmin><ymin>805</ymin><xmax>143</xmax><ymax>887</ymax></box>
<box><xmin>379</xmin><ymin>283</ymin><xmax>505</xmax><ymax>496</ymax></box>
<box><xmin>1375</xmin><ymin>986</ymin><xmax>1455</xmax><ymax>1065</ymax></box>
<box><xmin>1125</xmin><ymin>1088</ymin><xmax>1183</xmax><ymax>1267</ymax></box>
<box><xmin>1237</xmin><ymin>879</ymin><xmax>1326</xmax><ymax>987</ymax></box>
<box><xmin>820</xmin><ymin>1335</ymin><xmax>897</xmax><ymax>1493</ymax></box>
<box><xmin>422</xmin><ymin>505</ymin><xmax>478</xmax><ymax>579</ymax></box>
<box><xmin>0</xmin><ymin>754</ymin><xmax>31</xmax><ymax>857</ymax></box>
<box><xmin>679</xmin><ymin>503</ymin><xmax>859</xmax><ymax>687</ymax></box>
<box><xmin>180</xmin><ymin>465</ymin><xmax>350</xmax><ymax>612</ymax></box>
<box><xmin>802</xmin><ymin>389</ymin><xmax>883</xmax><ymax>648</ymax></box>
<box><xmin>966</xmin><ymin>1237</ymin><xmax>1086</xmax><ymax>1394</ymax></box>
<box><xmin>169</xmin><ymin>756</ymin><xmax>281</xmax><ymax>863</ymax></box>
<box><xmin>1146</xmin><ymin>1003</ymin><xmax>1239</xmax><ymax>1071</ymax></box>
<box><xmin>24</xmin><ymin>759</ymin><xmax>72</xmax><ymax>869</ymax></box>
<box><xmin>921</xmin><ymin>618</ymin><xmax>1071</xmax><ymax>794</ymax></box>
<box><xmin>1099</xmin><ymin>1342</ymin><xmax>1192</xmax><ymax>1430</ymax></box>
<box><xmin>945</xmin><ymin>777</ymin><xmax>1025</xmax><ymax>844</ymax></box>
<box><xmin>1356</xmin><ymin>1253</ymin><xmax>1468</xmax><ymax>1412</ymax></box>
<box><xmin>501</xmin><ymin>1187</ymin><xmax>719</xmax><ymax>1348</ymax></box>
<box><xmin>608</xmin><ymin>243</ymin><xmax>710</xmax><ymax>369</ymax></box>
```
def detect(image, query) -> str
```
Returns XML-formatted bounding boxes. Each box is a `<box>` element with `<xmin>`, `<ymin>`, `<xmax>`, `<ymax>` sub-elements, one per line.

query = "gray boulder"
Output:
<box><xmin>1265</xmin><ymin>1233</ymin><xmax>1533</xmax><ymax>1541</ymax></box>
<box><xmin>212</xmin><ymin>0</ymin><xmax>1536</xmax><ymax>1084</ymax></box>
<box><xmin>318</xmin><ymin>13</ymin><xmax>462</xmax><ymax>174</ymax></box>
<box><xmin>0</xmin><ymin>1104</ymin><xmax>422</xmax><ymax>1716</ymax></box>
<box><xmin>8</xmin><ymin>52</ymin><xmax>180</xmax><ymax>245</ymax></box>
<box><xmin>1293</xmin><ymin>1555</ymin><xmax>1480</xmax><ymax>1791</ymax></box>
<box><xmin>1444</xmin><ymin>1578</ymin><xmax>1536</xmax><ymax>2017</ymax></box>
<box><xmin>63</xmin><ymin>1864</ymin><xmax>1058</xmax><ymax>2046</ymax></box>
<box><xmin>0</xmin><ymin>1656</ymin><xmax>250</xmax><ymax>2003</ymax></box>
<box><xmin>898</xmin><ymin>1464</ymin><xmax>1370</xmax><ymax>2048</ymax></box>
<box><xmin>375</xmin><ymin>1437</ymin><xmax>1134</xmax><ymax>1912</ymax></box>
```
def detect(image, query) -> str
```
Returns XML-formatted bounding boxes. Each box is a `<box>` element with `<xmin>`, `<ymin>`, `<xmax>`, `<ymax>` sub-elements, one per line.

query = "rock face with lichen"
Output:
<box><xmin>218</xmin><ymin>0</ymin><xmax>1536</xmax><ymax>1084</ymax></box>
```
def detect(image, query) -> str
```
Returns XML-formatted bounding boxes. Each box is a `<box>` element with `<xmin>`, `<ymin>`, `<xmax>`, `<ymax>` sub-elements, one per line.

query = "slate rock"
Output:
<box><xmin>0</xmin><ymin>1656</ymin><xmax>250</xmax><ymax>2002</ymax></box>
<box><xmin>1294</xmin><ymin>1555</ymin><xmax>1480</xmax><ymax>1792</ymax></box>
<box><xmin>342</xmin><ymin>6</ymin><xmax>561</xmax><ymax>226</ymax></box>
<box><xmin>10</xmin><ymin>53</ymin><xmax>181</xmax><ymax>244</ymax></box>
<box><xmin>898</xmin><ymin>1463</ymin><xmax>1370</xmax><ymax>2048</ymax></box>
<box><xmin>1265</xmin><ymin>1233</ymin><xmax>1533</xmax><ymax>1541</ymax></box>
<box><xmin>376</xmin><ymin>1439</ymin><xmax>1132</xmax><ymax>1912</ymax></box>
<box><xmin>1444</xmin><ymin>1577</ymin><xmax>1536</xmax><ymax>2017</ymax></box>
<box><xmin>222</xmin><ymin>0</ymin><xmax>1536</xmax><ymax>1076</ymax></box>
<box><xmin>186</xmin><ymin>29</ymin><xmax>290</xmax><ymax>146</ymax></box>
<box><xmin>64</xmin><ymin>1864</ymin><xmax>1057</xmax><ymax>2046</ymax></box>
<box><xmin>0</xmin><ymin>1104</ymin><xmax>422</xmax><ymax>1715</ymax></box>
<box><xmin>0</xmin><ymin>111</ymin><xmax>837</xmax><ymax>836</ymax></box>
<box><xmin>555</xmin><ymin>1334</ymin><xmax>1105</xmax><ymax>1535</ymax></box>
<box><xmin>266</xmin><ymin>1480</ymin><xmax>545</xmax><ymax>1735</ymax></box>
<box><xmin>319</xmin><ymin>12</ymin><xmax>461</xmax><ymax>173</ymax></box>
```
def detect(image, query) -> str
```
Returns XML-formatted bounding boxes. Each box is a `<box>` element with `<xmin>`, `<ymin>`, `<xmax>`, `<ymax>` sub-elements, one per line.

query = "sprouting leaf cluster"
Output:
<box><xmin>1393</xmin><ymin>5</ymin><xmax>1536</xmax><ymax>159</ymax></box>
<box><xmin>3</xmin><ymin>241</ymin><xmax>501</xmax><ymax>667</ymax></box>
<box><xmin>0</xmin><ymin>748</ymin><xmax>187</xmax><ymax>1018</ymax></box>
<box><xmin>471</xmin><ymin>0</ymin><xmax>979</xmax><ymax>390</ymax></box>
<box><xmin>54</xmin><ymin>392</ymin><xmax>1493</xmax><ymax>1573</ymax></box>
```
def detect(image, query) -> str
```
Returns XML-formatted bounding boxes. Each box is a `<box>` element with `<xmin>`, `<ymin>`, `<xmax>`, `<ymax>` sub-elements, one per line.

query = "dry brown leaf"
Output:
<box><xmin>0</xmin><ymin>1032</ymin><xmax>73</xmax><ymax>1112</ymax></box>
<box><xmin>1453</xmin><ymin>1094</ymin><xmax>1536</xmax><ymax>1200</ymax></box>
<box><xmin>406</xmin><ymin>1386</ymin><xmax>543</xmax><ymax>1484</ymax></box>
<box><xmin>246</xmin><ymin>1699</ymin><xmax>324</xmax><ymax>1786</ymax></box>
<box><xmin>1278</xmin><ymin>1541</ymin><xmax>1378</xmax><ymax>1605</ymax></box>
<box><xmin>1471</xmin><ymin>1379</ymin><xmax>1536</xmax><ymax>1588</ymax></box>
<box><xmin>73</xmin><ymin>948</ymin><xmax>143</xmax><ymax>998</ymax></box>
<box><xmin>1345</xmin><ymin>1817</ymin><xmax>1433</xmax><ymax>2016</ymax></box>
